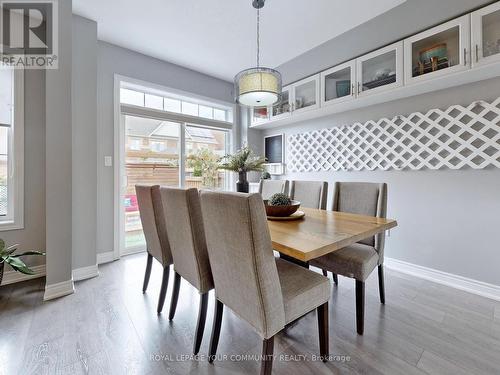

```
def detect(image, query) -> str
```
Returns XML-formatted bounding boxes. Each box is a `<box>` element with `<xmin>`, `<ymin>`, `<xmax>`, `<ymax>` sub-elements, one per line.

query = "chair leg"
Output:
<box><xmin>332</xmin><ymin>273</ymin><xmax>338</xmax><ymax>285</ymax></box>
<box><xmin>355</xmin><ymin>280</ymin><xmax>365</xmax><ymax>335</ymax></box>
<box><xmin>208</xmin><ymin>299</ymin><xmax>224</xmax><ymax>363</ymax></box>
<box><xmin>142</xmin><ymin>253</ymin><xmax>153</xmax><ymax>293</ymax></box>
<box><xmin>260</xmin><ymin>336</ymin><xmax>274</xmax><ymax>375</ymax></box>
<box><xmin>157</xmin><ymin>266</ymin><xmax>170</xmax><ymax>314</ymax></box>
<box><xmin>322</xmin><ymin>269</ymin><xmax>328</xmax><ymax>277</ymax></box>
<box><xmin>193</xmin><ymin>293</ymin><xmax>209</xmax><ymax>355</ymax></box>
<box><xmin>378</xmin><ymin>265</ymin><xmax>386</xmax><ymax>305</ymax></box>
<box><xmin>317</xmin><ymin>302</ymin><xmax>329</xmax><ymax>362</ymax></box>
<box><xmin>168</xmin><ymin>272</ymin><xmax>181</xmax><ymax>320</ymax></box>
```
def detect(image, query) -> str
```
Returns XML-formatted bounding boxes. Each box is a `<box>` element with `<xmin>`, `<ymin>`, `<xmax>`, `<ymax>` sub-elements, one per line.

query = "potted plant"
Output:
<box><xmin>219</xmin><ymin>147</ymin><xmax>266</xmax><ymax>193</ymax></box>
<box><xmin>0</xmin><ymin>239</ymin><xmax>45</xmax><ymax>285</ymax></box>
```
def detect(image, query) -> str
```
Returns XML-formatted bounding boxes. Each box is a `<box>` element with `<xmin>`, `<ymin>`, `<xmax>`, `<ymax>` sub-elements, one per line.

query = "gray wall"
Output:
<box><xmin>96</xmin><ymin>42</ymin><xmax>233</xmax><ymax>254</ymax></box>
<box><xmin>72</xmin><ymin>15</ymin><xmax>98</xmax><ymax>270</ymax></box>
<box><xmin>260</xmin><ymin>77</ymin><xmax>500</xmax><ymax>286</ymax></box>
<box><xmin>251</xmin><ymin>0</ymin><xmax>500</xmax><ymax>286</ymax></box>
<box><xmin>45</xmin><ymin>0</ymin><xmax>73</xmax><ymax>285</ymax></box>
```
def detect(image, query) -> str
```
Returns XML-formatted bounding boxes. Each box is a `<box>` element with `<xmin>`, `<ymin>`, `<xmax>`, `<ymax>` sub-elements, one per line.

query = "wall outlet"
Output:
<box><xmin>104</xmin><ymin>156</ymin><xmax>113</xmax><ymax>167</ymax></box>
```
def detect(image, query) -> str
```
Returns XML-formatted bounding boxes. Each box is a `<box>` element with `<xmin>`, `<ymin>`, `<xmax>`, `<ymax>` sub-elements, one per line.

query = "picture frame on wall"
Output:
<box><xmin>264</xmin><ymin>133</ymin><xmax>285</xmax><ymax>175</ymax></box>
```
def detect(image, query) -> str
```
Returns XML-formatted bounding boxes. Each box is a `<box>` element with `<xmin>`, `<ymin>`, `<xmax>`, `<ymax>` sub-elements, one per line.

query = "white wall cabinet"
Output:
<box><xmin>250</xmin><ymin>2</ymin><xmax>500</xmax><ymax>129</ymax></box>
<box><xmin>404</xmin><ymin>15</ymin><xmax>471</xmax><ymax>85</ymax></box>
<box><xmin>321</xmin><ymin>61</ymin><xmax>356</xmax><ymax>107</ymax></box>
<box><xmin>289</xmin><ymin>75</ymin><xmax>320</xmax><ymax>115</ymax></box>
<box><xmin>357</xmin><ymin>41</ymin><xmax>404</xmax><ymax>97</ymax></box>
<box><xmin>271</xmin><ymin>85</ymin><xmax>292</xmax><ymax>121</ymax></box>
<box><xmin>471</xmin><ymin>1</ymin><xmax>500</xmax><ymax>67</ymax></box>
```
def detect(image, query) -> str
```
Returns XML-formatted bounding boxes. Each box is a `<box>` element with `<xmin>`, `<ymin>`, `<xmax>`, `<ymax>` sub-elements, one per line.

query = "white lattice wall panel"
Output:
<box><xmin>287</xmin><ymin>97</ymin><xmax>500</xmax><ymax>172</ymax></box>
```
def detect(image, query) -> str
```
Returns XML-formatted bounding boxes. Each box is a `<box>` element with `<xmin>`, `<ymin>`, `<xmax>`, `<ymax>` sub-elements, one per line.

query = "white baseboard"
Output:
<box><xmin>385</xmin><ymin>257</ymin><xmax>500</xmax><ymax>302</ymax></box>
<box><xmin>72</xmin><ymin>264</ymin><xmax>99</xmax><ymax>281</ymax></box>
<box><xmin>1</xmin><ymin>264</ymin><xmax>46</xmax><ymax>286</ymax></box>
<box><xmin>43</xmin><ymin>279</ymin><xmax>75</xmax><ymax>301</ymax></box>
<box><xmin>97</xmin><ymin>251</ymin><xmax>116</xmax><ymax>265</ymax></box>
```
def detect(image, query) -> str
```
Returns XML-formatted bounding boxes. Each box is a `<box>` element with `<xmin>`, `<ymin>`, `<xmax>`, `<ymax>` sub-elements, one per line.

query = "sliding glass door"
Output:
<box><xmin>122</xmin><ymin>115</ymin><xmax>181</xmax><ymax>253</ymax></box>
<box><xmin>120</xmin><ymin>115</ymin><xmax>230</xmax><ymax>255</ymax></box>
<box><xmin>185</xmin><ymin>125</ymin><xmax>229</xmax><ymax>191</ymax></box>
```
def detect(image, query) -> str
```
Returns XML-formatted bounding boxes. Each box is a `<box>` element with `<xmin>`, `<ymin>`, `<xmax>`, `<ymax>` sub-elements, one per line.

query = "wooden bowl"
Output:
<box><xmin>263</xmin><ymin>200</ymin><xmax>301</xmax><ymax>217</ymax></box>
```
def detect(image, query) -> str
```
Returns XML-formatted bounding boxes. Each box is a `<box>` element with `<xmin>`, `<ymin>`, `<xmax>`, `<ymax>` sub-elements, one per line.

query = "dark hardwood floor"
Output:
<box><xmin>1</xmin><ymin>253</ymin><xmax>500</xmax><ymax>374</ymax></box>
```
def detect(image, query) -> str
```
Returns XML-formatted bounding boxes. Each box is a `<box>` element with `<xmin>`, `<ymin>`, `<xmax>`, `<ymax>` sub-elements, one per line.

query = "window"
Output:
<box><xmin>144</xmin><ymin>94</ymin><xmax>163</xmax><ymax>110</ymax></box>
<box><xmin>121</xmin><ymin>88</ymin><xmax>144</xmax><ymax>106</ymax></box>
<box><xmin>0</xmin><ymin>65</ymin><xmax>24</xmax><ymax>230</ymax></box>
<box><xmin>120</xmin><ymin>87</ymin><xmax>232</xmax><ymax>123</ymax></box>
<box><xmin>181</xmin><ymin>101</ymin><xmax>198</xmax><ymax>116</ymax></box>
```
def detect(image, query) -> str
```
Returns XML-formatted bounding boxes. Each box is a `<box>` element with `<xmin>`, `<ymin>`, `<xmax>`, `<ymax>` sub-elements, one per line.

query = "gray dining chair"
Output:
<box><xmin>289</xmin><ymin>180</ymin><xmax>328</xmax><ymax>209</ymax></box>
<box><xmin>309</xmin><ymin>182</ymin><xmax>387</xmax><ymax>335</ymax></box>
<box><xmin>158</xmin><ymin>187</ymin><xmax>214</xmax><ymax>355</ymax></box>
<box><xmin>258</xmin><ymin>179</ymin><xmax>289</xmax><ymax>200</ymax></box>
<box><xmin>135</xmin><ymin>185</ymin><xmax>173</xmax><ymax>314</ymax></box>
<box><xmin>200</xmin><ymin>191</ymin><xmax>331</xmax><ymax>375</ymax></box>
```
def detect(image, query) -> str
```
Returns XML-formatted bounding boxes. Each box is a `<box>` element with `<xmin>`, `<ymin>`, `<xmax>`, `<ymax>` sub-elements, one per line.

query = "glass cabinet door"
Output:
<box><xmin>271</xmin><ymin>86</ymin><xmax>292</xmax><ymax>120</ymax></box>
<box><xmin>356</xmin><ymin>41</ymin><xmax>403</xmax><ymax>97</ymax></box>
<box><xmin>291</xmin><ymin>75</ymin><xmax>320</xmax><ymax>114</ymax></box>
<box><xmin>404</xmin><ymin>15</ymin><xmax>470</xmax><ymax>84</ymax></box>
<box><xmin>321</xmin><ymin>61</ymin><xmax>356</xmax><ymax>106</ymax></box>
<box><xmin>472</xmin><ymin>2</ymin><xmax>500</xmax><ymax>67</ymax></box>
<box><xmin>251</xmin><ymin>106</ymin><xmax>270</xmax><ymax>126</ymax></box>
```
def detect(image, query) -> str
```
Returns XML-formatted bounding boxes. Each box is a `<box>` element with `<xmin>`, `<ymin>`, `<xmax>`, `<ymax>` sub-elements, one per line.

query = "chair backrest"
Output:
<box><xmin>258</xmin><ymin>179</ymin><xmax>289</xmax><ymax>200</ymax></box>
<box><xmin>332</xmin><ymin>182</ymin><xmax>387</xmax><ymax>256</ymax></box>
<box><xmin>159</xmin><ymin>187</ymin><xmax>213</xmax><ymax>293</ymax></box>
<box><xmin>135</xmin><ymin>185</ymin><xmax>172</xmax><ymax>266</ymax></box>
<box><xmin>200</xmin><ymin>191</ymin><xmax>285</xmax><ymax>339</ymax></box>
<box><xmin>290</xmin><ymin>180</ymin><xmax>328</xmax><ymax>210</ymax></box>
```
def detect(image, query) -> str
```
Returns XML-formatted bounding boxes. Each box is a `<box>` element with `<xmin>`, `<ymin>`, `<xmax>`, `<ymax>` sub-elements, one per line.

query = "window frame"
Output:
<box><xmin>0</xmin><ymin>66</ymin><xmax>24</xmax><ymax>231</ymax></box>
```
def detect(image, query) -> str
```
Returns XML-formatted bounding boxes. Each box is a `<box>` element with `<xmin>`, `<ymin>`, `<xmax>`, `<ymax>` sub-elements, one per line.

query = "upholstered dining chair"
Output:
<box><xmin>135</xmin><ymin>185</ymin><xmax>173</xmax><ymax>314</ymax></box>
<box><xmin>200</xmin><ymin>191</ymin><xmax>331</xmax><ymax>375</ymax></box>
<box><xmin>258</xmin><ymin>179</ymin><xmax>289</xmax><ymax>200</ymax></box>
<box><xmin>309</xmin><ymin>182</ymin><xmax>387</xmax><ymax>335</ymax></box>
<box><xmin>289</xmin><ymin>180</ymin><xmax>328</xmax><ymax>210</ymax></box>
<box><xmin>158</xmin><ymin>187</ymin><xmax>214</xmax><ymax>355</ymax></box>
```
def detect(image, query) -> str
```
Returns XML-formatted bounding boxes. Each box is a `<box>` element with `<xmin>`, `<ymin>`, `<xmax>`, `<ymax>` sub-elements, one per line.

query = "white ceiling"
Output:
<box><xmin>73</xmin><ymin>0</ymin><xmax>406</xmax><ymax>82</ymax></box>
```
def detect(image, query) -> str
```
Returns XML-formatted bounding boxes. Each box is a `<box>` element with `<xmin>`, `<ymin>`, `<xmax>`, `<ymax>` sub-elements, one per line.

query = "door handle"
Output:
<box><xmin>464</xmin><ymin>48</ymin><xmax>467</xmax><ymax>66</ymax></box>
<box><xmin>351</xmin><ymin>83</ymin><xmax>355</xmax><ymax>96</ymax></box>
<box><xmin>476</xmin><ymin>44</ymin><xmax>479</xmax><ymax>63</ymax></box>
<box><xmin>358</xmin><ymin>82</ymin><xmax>361</xmax><ymax>95</ymax></box>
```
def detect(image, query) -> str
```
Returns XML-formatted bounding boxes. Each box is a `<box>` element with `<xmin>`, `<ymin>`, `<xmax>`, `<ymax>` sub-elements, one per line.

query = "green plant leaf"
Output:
<box><xmin>11</xmin><ymin>251</ymin><xmax>45</xmax><ymax>258</ymax></box>
<box><xmin>0</xmin><ymin>239</ymin><xmax>5</xmax><ymax>251</ymax></box>
<box><xmin>3</xmin><ymin>244</ymin><xmax>19</xmax><ymax>257</ymax></box>
<box><xmin>4</xmin><ymin>256</ymin><xmax>35</xmax><ymax>275</ymax></box>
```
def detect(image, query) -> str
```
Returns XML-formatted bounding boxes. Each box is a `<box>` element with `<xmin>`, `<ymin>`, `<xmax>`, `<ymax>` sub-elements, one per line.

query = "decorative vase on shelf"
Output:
<box><xmin>236</xmin><ymin>171</ymin><xmax>249</xmax><ymax>193</ymax></box>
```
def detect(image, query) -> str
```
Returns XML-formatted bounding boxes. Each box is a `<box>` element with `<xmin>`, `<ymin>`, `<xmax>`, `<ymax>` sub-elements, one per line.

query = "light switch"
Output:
<box><xmin>104</xmin><ymin>156</ymin><xmax>113</xmax><ymax>167</ymax></box>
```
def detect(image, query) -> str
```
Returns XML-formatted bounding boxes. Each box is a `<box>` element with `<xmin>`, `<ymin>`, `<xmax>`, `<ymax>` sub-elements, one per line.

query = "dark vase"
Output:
<box><xmin>236</xmin><ymin>171</ymin><xmax>249</xmax><ymax>193</ymax></box>
<box><xmin>0</xmin><ymin>262</ymin><xmax>4</xmax><ymax>285</ymax></box>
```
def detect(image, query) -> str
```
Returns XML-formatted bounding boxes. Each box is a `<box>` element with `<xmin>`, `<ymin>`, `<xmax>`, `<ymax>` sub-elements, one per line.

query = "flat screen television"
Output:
<box><xmin>264</xmin><ymin>134</ymin><xmax>284</xmax><ymax>164</ymax></box>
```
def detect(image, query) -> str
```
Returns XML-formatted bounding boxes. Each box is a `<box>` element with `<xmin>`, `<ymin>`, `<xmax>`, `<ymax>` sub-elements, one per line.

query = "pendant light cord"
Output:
<box><xmin>257</xmin><ymin>8</ymin><xmax>260</xmax><ymax>67</ymax></box>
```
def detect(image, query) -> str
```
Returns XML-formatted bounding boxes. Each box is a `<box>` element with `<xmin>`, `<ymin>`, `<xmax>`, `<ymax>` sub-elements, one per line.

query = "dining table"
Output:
<box><xmin>267</xmin><ymin>207</ymin><xmax>398</xmax><ymax>264</ymax></box>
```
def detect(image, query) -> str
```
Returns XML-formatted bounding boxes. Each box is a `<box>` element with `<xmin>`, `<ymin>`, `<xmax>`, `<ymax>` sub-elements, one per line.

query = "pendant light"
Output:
<box><xmin>234</xmin><ymin>0</ymin><xmax>282</xmax><ymax>107</ymax></box>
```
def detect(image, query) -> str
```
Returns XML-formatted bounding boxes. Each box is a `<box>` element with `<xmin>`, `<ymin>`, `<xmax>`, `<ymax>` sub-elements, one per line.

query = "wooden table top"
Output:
<box><xmin>267</xmin><ymin>207</ymin><xmax>398</xmax><ymax>262</ymax></box>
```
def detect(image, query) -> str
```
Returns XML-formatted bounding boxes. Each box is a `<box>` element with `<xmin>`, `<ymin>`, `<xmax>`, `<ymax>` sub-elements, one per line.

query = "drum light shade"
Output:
<box><xmin>235</xmin><ymin>67</ymin><xmax>282</xmax><ymax>107</ymax></box>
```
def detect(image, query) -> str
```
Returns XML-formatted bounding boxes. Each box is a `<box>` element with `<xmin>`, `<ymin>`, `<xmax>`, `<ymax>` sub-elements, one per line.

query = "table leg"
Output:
<box><xmin>279</xmin><ymin>252</ymin><xmax>309</xmax><ymax>268</ymax></box>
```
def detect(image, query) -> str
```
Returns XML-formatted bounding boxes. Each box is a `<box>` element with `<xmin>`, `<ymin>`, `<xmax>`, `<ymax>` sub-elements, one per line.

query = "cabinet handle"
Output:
<box><xmin>351</xmin><ymin>83</ymin><xmax>355</xmax><ymax>96</ymax></box>
<box><xmin>476</xmin><ymin>44</ymin><xmax>479</xmax><ymax>63</ymax></box>
<box><xmin>464</xmin><ymin>48</ymin><xmax>467</xmax><ymax>66</ymax></box>
<box><xmin>358</xmin><ymin>82</ymin><xmax>361</xmax><ymax>95</ymax></box>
